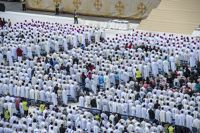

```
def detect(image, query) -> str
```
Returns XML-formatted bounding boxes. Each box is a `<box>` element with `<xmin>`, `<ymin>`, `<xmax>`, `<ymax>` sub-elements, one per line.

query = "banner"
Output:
<box><xmin>26</xmin><ymin>0</ymin><xmax>160</xmax><ymax>19</ymax></box>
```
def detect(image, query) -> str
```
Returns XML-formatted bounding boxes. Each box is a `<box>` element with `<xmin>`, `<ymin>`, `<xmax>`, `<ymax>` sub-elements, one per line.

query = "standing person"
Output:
<box><xmin>55</xmin><ymin>3</ymin><xmax>59</xmax><ymax>15</ymax></box>
<box><xmin>81</xmin><ymin>72</ymin><xmax>86</xmax><ymax>92</ymax></box>
<box><xmin>6</xmin><ymin>49</ymin><xmax>13</xmax><ymax>66</ymax></box>
<box><xmin>148</xmin><ymin>107</ymin><xmax>155</xmax><ymax>123</ymax></box>
<box><xmin>0</xmin><ymin>52</ymin><xmax>3</xmax><ymax>65</ymax></box>
<box><xmin>192</xmin><ymin>116</ymin><xmax>200</xmax><ymax>133</ymax></box>
<box><xmin>74</xmin><ymin>9</ymin><xmax>78</xmax><ymax>24</ymax></box>
<box><xmin>4</xmin><ymin>108</ymin><xmax>10</xmax><ymax>121</ymax></box>
<box><xmin>22</xmin><ymin>0</ymin><xmax>26</xmax><ymax>11</ymax></box>
<box><xmin>54</xmin><ymin>84</ymin><xmax>59</xmax><ymax>95</ymax></box>
<box><xmin>59</xmin><ymin>1</ymin><xmax>64</xmax><ymax>14</ymax></box>
<box><xmin>168</xmin><ymin>124</ymin><xmax>175</xmax><ymax>133</ymax></box>
<box><xmin>7</xmin><ymin>19</ymin><xmax>11</xmax><ymax>27</ymax></box>
<box><xmin>2</xmin><ymin>18</ymin><xmax>6</xmax><ymax>27</ymax></box>
<box><xmin>98</xmin><ymin>74</ymin><xmax>105</xmax><ymax>90</ymax></box>
<box><xmin>16</xmin><ymin>47</ymin><xmax>23</xmax><ymax>63</ymax></box>
<box><xmin>59</xmin><ymin>124</ymin><xmax>66</xmax><ymax>133</ymax></box>
<box><xmin>22</xmin><ymin>99</ymin><xmax>28</xmax><ymax>116</ymax></box>
<box><xmin>135</xmin><ymin>68</ymin><xmax>142</xmax><ymax>82</ymax></box>
<box><xmin>0</xmin><ymin>18</ymin><xmax>3</xmax><ymax>28</ymax></box>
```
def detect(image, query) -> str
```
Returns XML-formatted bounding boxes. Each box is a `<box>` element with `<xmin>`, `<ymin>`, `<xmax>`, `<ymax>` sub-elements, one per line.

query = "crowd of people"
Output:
<box><xmin>0</xmin><ymin>17</ymin><xmax>200</xmax><ymax>133</ymax></box>
<box><xmin>0</xmin><ymin>95</ymin><xmax>168</xmax><ymax>133</ymax></box>
<box><xmin>80</xmin><ymin>82</ymin><xmax>200</xmax><ymax>132</ymax></box>
<box><xmin>0</xmin><ymin>18</ymin><xmax>11</xmax><ymax>29</ymax></box>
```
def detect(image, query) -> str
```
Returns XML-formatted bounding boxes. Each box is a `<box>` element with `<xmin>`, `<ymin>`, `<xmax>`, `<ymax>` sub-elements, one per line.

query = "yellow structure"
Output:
<box><xmin>26</xmin><ymin>0</ymin><xmax>160</xmax><ymax>19</ymax></box>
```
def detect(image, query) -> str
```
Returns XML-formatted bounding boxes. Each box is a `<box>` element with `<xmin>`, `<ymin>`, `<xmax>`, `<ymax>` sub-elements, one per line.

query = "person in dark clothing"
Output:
<box><xmin>134</xmin><ymin>83</ymin><xmax>140</xmax><ymax>92</ymax></box>
<box><xmin>59</xmin><ymin>124</ymin><xmax>66</xmax><ymax>133</ymax></box>
<box><xmin>115</xmin><ymin>45</ymin><xmax>120</xmax><ymax>51</ymax></box>
<box><xmin>0</xmin><ymin>18</ymin><xmax>3</xmax><ymax>28</ymax></box>
<box><xmin>148</xmin><ymin>108</ymin><xmax>155</xmax><ymax>122</ymax></box>
<box><xmin>86</xmin><ymin>63</ymin><xmax>95</xmax><ymax>71</ymax></box>
<box><xmin>81</xmin><ymin>72</ymin><xmax>86</xmax><ymax>84</ymax></box>
<box><xmin>74</xmin><ymin>10</ymin><xmax>78</xmax><ymax>24</ymax></box>
<box><xmin>66</xmin><ymin>65</ymin><xmax>70</xmax><ymax>75</ymax></box>
<box><xmin>183</xmin><ymin>67</ymin><xmax>191</xmax><ymax>78</ymax></box>
<box><xmin>44</xmin><ymin>57</ymin><xmax>48</xmax><ymax>63</ymax></box>
<box><xmin>16</xmin><ymin>47</ymin><xmax>23</xmax><ymax>57</ymax></box>
<box><xmin>167</xmin><ymin>74</ymin><xmax>174</xmax><ymax>88</ymax></box>
<box><xmin>60</xmin><ymin>64</ymin><xmax>66</xmax><ymax>70</ymax></box>
<box><xmin>49</xmin><ymin>58</ymin><xmax>54</xmax><ymax>66</ymax></box>
<box><xmin>114</xmin><ymin>114</ymin><xmax>121</xmax><ymax>125</ymax></box>
<box><xmin>44</xmin><ymin>68</ymin><xmax>50</xmax><ymax>75</ymax></box>
<box><xmin>90</xmin><ymin>98</ymin><xmax>97</xmax><ymax>108</ymax></box>
<box><xmin>177</xmin><ymin>104</ymin><xmax>183</xmax><ymax>110</ymax></box>
<box><xmin>22</xmin><ymin>0</ymin><xmax>26</xmax><ymax>11</ymax></box>
<box><xmin>16</xmin><ymin>47</ymin><xmax>23</xmax><ymax>62</ymax></box>
<box><xmin>73</xmin><ymin>57</ymin><xmax>79</xmax><ymax>64</ymax></box>
<box><xmin>55</xmin><ymin>3</ymin><xmax>59</xmax><ymax>15</ymax></box>
<box><xmin>197</xmin><ymin>62</ymin><xmax>200</xmax><ymax>74</ymax></box>
<box><xmin>179</xmin><ymin>77</ymin><xmax>185</xmax><ymax>87</ymax></box>
<box><xmin>31</xmin><ymin>68</ymin><xmax>35</xmax><ymax>77</ymax></box>
<box><xmin>81</xmin><ymin>72</ymin><xmax>87</xmax><ymax>93</ymax></box>
<box><xmin>154</xmin><ymin>100</ymin><xmax>160</xmax><ymax>109</ymax></box>
<box><xmin>134</xmin><ymin>93</ymin><xmax>140</xmax><ymax>101</ymax></box>
<box><xmin>2</xmin><ymin>18</ymin><xmax>6</xmax><ymax>27</ymax></box>
<box><xmin>54</xmin><ymin>84</ymin><xmax>59</xmax><ymax>94</ymax></box>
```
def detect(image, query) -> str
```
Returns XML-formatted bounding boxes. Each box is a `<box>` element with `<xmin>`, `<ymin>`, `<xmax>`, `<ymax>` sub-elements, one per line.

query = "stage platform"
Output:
<box><xmin>0</xmin><ymin>11</ymin><xmax>199</xmax><ymax>37</ymax></box>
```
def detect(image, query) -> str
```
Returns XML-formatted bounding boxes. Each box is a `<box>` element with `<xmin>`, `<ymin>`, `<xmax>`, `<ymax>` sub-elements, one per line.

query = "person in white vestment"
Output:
<box><xmin>62</xmin><ymin>88</ymin><xmax>68</xmax><ymax>105</ymax></box>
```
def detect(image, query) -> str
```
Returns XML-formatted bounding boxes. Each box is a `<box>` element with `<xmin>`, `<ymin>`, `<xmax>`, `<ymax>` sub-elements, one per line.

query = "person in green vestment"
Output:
<box><xmin>168</xmin><ymin>124</ymin><xmax>174</xmax><ymax>133</ymax></box>
<box><xmin>194</xmin><ymin>81</ymin><xmax>200</xmax><ymax>92</ymax></box>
